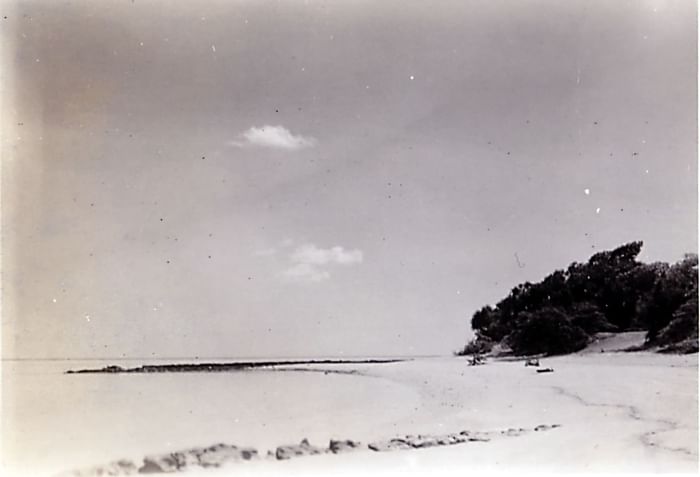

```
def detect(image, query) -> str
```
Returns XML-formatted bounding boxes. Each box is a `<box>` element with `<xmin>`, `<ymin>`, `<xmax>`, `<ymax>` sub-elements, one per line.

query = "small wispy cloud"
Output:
<box><xmin>281</xmin><ymin>263</ymin><xmax>331</xmax><ymax>283</ymax></box>
<box><xmin>230</xmin><ymin>125</ymin><xmax>317</xmax><ymax>150</ymax></box>
<box><xmin>280</xmin><ymin>243</ymin><xmax>363</xmax><ymax>283</ymax></box>
<box><xmin>290</xmin><ymin>244</ymin><xmax>363</xmax><ymax>266</ymax></box>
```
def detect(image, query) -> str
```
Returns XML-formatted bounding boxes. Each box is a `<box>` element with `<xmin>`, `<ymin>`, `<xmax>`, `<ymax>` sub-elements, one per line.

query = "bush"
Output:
<box><xmin>506</xmin><ymin>307</ymin><xmax>589</xmax><ymax>356</ymax></box>
<box><xmin>643</xmin><ymin>255</ymin><xmax>698</xmax><ymax>343</ymax></box>
<box><xmin>658</xmin><ymin>338</ymin><xmax>699</xmax><ymax>354</ymax></box>
<box><xmin>570</xmin><ymin>302</ymin><xmax>618</xmax><ymax>334</ymax></box>
<box><xmin>455</xmin><ymin>336</ymin><xmax>494</xmax><ymax>356</ymax></box>
<box><xmin>656</xmin><ymin>295</ymin><xmax>698</xmax><ymax>346</ymax></box>
<box><xmin>463</xmin><ymin>243</ymin><xmax>698</xmax><ymax>357</ymax></box>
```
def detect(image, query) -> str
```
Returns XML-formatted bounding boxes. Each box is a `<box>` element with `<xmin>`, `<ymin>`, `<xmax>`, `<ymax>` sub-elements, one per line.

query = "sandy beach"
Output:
<box><xmin>269</xmin><ymin>350</ymin><xmax>698</xmax><ymax>475</ymax></box>
<box><xmin>5</xmin><ymin>334</ymin><xmax>696</xmax><ymax>476</ymax></box>
<box><xmin>222</xmin><ymin>344</ymin><xmax>699</xmax><ymax>475</ymax></box>
<box><xmin>4</xmin><ymin>1</ymin><xmax>697</xmax><ymax>475</ymax></box>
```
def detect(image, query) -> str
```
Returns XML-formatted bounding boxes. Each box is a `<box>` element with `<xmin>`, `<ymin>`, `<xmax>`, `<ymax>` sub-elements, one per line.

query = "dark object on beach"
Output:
<box><xmin>536</xmin><ymin>367</ymin><xmax>554</xmax><ymax>373</ymax></box>
<box><xmin>275</xmin><ymin>439</ymin><xmax>324</xmax><ymax>460</ymax></box>
<box><xmin>468</xmin><ymin>354</ymin><xmax>486</xmax><ymax>366</ymax></box>
<box><xmin>524</xmin><ymin>358</ymin><xmax>540</xmax><ymax>367</ymax></box>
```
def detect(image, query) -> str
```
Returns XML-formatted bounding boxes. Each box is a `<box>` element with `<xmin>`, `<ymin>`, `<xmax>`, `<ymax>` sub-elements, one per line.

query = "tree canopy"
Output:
<box><xmin>460</xmin><ymin>242</ymin><xmax>698</xmax><ymax>356</ymax></box>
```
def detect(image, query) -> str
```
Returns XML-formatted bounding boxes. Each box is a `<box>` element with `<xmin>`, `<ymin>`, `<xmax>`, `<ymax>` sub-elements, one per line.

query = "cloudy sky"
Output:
<box><xmin>2</xmin><ymin>0</ymin><xmax>697</xmax><ymax>359</ymax></box>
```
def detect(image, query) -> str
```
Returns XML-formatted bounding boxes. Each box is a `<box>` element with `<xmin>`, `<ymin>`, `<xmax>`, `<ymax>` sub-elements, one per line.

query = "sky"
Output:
<box><xmin>1</xmin><ymin>0</ymin><xmax>697</xmax><ymax>359</ymax></box>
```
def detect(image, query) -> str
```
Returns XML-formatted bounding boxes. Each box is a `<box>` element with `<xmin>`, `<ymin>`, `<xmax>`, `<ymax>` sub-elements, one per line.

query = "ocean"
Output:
<box><xmin>1</xmin><ymin>358</ymin><xmax>419</xmax><ymax>476</ymax></box>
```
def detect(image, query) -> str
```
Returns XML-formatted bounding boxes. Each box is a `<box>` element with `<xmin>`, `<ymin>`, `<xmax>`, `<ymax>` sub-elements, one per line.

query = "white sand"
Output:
<box><xmin>187</xmin><ymin>350</ymin><xmax>698</xmax><ymax>475</ymax></box>
<box><xmin>2</xmin><ymin>344</ymin><xmax>697</xmax><ymax>476</ymax></box>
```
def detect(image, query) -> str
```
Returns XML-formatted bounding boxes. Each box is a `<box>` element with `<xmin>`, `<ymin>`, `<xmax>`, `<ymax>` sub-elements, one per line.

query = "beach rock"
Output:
<box><xmin>138</xmin><ymin>444</ymin><xmax>258</xmax><ymax>473</ymax></box>
<box><xmin>328</xmin><ymin>439</ymin><xmax>362</xmax><ymax>453</ymax></box>
<box><xmin>536</xmin><ymin>368</ymin><xmax>555</xmax><ymax>373</ymax></box>
<box><xmin>404</xmin><ymin>435</ymin><xmax>441</xmax><ymax>449</ymax></box>
<box><xmin>403</xmin><ymin>436</ymin><xmax>431</xmax><ymax>448</ymax></box>
<box><xmin>139</xmin><ymin>451</ymin><xmax>198</xmax><ymax>473</ymax></box>
<box><xmin>501</xmin><ymin>427</ymin><xmax>529</xmax><ymax>437</ymax></box>
<box><xmin>196</xmin><ymin>444</ymin><xmax>258</xmax><ymax>467</ymax></box>
<box><xmin>66</xmin><ymin>423</ymin><xmax>556</xmax><ymax>476</ymax></box>
<box><xmin>367</xmin><ymin>438</ymin><xmax>413</xmax><ymax>452</ymax></box>
<box><xmin>426</xmin><ymin>434</ymin><xmax>464</xmax><ymax>447</ymax></box>
<box><xmin>275</xmin><ymin>438</ymin><xmax>325</xmax><ymax>460</ymax></box>
<box><xmin>443</xmin><ymin>433</ymin><xmax>470</xmax><ymax>445</ymax></box>
<box><xmin>534</xmin><ymin>424</ymin><xmax>562</xmax><ymax>432</ymax></box>
<box><xmin>459</xmin><ymin>430</ymin><xmax>491</xmax><ymax>442</ymax></box>
<box><xmin>369</xmin><ymin>431</ymin><xmax>485</xmax><ymax>452</ymax></box>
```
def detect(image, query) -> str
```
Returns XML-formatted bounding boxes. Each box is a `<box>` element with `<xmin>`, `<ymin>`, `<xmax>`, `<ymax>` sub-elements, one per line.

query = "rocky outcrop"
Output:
<box><xmin>60</xmin><ymin>424</ymin><xmax>561</xmax><ymax>476</ymax></box>
<box><xmin>534</xmin><ymin>423</ymin><xmax>561</xmax><ymax>432</ymax></box>
<box><xmin>367</xmin><ymin>430</ymin><xmax>493</xmax><ymax>452</ymax></box>
<box><xmin>367</xmin><ymin>438</ymin><xmax>414</xmax><ymax>452</ymax></box>
<box><xmin>138</xmin><ymin>444</ymin><xmax>258</xmax><ymax>473</ymax></box>
<box><xmin>274</xmin><ymin>439</ymin><xmax>325</xmax><ymax>460</ymax></box>
<box><xmin>66</xmin><ymin>359</ymin><xmax>402</xmax><ymax>374</ymax></box>
<box><xmin>328</xmin><ymin>439</ymin><xmax>362</xmax><ymax>453</ymax></box>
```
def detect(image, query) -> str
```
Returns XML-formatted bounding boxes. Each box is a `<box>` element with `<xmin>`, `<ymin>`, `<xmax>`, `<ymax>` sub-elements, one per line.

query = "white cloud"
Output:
<box><xmin>290</xmin><ymin>244</ymin><xmax>363</xmax><ymax>266</ymax></box>
<box><xmin>230</xmin><ymin>125</ymin><xmax>316</xmax><ymax>150</ymax></box>
<box><xmin>280</xmin><ymin>243</ymin><xmax>363</xmax><ymax>283</ymax></box>
<box><xmin>281</xmin><ymin>263</ymin><xmax>331</xmax><ymax>283</ymax></box>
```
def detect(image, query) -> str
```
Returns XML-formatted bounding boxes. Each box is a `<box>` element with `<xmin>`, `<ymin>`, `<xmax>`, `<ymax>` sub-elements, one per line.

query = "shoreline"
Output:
<box><xmin>65</xmin><ymin>358</ymin><xmax>406</xmax><ymax>374</ymax></box>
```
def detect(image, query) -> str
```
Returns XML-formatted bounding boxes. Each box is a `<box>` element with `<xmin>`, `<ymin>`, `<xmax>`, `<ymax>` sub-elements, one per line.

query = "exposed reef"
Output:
<box><xmin>65</xmin><ymin>359</ymin><xmax>404</xmax><ymax>374</ymax></box>
<box><xmin>58</xmin><ymin>424</ymin><xmax>562</xmax><ymax>476</ymax></box>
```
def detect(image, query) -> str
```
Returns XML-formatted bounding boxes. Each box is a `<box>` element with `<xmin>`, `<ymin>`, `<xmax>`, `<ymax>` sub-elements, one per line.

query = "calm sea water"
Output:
<box><xmin>1</xmin><ymin>358</ymin><xmax>420</xmax><ymax>477</ymax></box>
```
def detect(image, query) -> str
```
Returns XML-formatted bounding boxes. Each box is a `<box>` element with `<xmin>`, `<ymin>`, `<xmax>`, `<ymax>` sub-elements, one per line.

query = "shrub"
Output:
<box><xmin>656</xmin><ymin>295</ymin><xmax>698</xmax><ymax>346</ymax></box>
<box><xmin>570</xmin><ymin>302</ymin><xmax>618</xmax><ymax>334</ymax></box>
<box><xmin>463</xmin><ymin>243</ymin><xmax>698</xmax><ymax>357</ymax></box>
<box><xmin>506</xmin><ymin>307</ymin><xmax>589</xmax><ymax>356</ymax></box>
<box><xmin>659</xmin><ymin>338</ymin><xmax>699</xmax><ymax>354</ymax></box>
<box><xmin>456</xmin><ymin>336</ymin><xmax>494</xmax><ymax>356</ymax></box>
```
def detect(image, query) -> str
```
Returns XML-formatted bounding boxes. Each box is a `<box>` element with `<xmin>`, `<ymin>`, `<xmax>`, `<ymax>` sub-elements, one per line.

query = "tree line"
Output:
<box><xmin>459</xmin><ymin>241</ymin><xmax>698</xmax><ymax>356</ymax></box>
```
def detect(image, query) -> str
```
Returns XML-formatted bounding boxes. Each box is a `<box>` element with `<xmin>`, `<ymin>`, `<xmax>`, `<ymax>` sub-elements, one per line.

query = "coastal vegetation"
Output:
<box><xmin>459</xmin><ymin>242</ymin><xmax>698</xmax><ymax>356</ymax></box>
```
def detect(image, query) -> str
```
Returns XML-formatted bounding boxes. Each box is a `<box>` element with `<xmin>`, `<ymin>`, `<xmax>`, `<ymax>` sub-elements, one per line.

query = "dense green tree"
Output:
<box><xmin>464</xmin><ymin>242</ymin><xmax>698</xmax><ymax>356</ymax></box>
<box><xmin>642</xmin><ymin>254</ymin><xmax>698</xmax><ymax>343</ymax></box>
<box><xmin>505</xmin><ymin>307</ymin><xmax>589</xmax><ymax>356</ymax></box>
<box><xmin>570</xmin><ymin>302</ymin><xmax>616</xmax><ymax>334</ymax></box>
<box><xmin>656</xmin><ymin>294</ymin><xmax>699</xmax><ymax>346</ymax></box>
